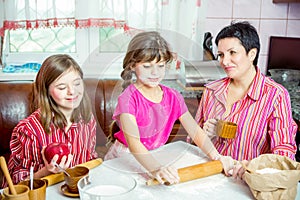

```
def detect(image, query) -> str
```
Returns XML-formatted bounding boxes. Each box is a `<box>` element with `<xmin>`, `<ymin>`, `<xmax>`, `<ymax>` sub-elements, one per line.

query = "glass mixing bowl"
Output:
<box><xmin>77</xmin><ymin>171</ymin><xmax>137</xmax><ymax>200</ymax></box>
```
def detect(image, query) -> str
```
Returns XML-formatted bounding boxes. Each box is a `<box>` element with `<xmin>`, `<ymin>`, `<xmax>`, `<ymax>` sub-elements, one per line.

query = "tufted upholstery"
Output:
<box><xmin>0</xmin><ymin>82</ymin><xmax>35</xmax><ymax>161</ymax></box>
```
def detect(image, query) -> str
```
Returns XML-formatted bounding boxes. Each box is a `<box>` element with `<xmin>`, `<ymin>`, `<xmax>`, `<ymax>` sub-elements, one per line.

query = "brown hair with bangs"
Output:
<box><xmin>121</xmin><ymin>31</ymin><xmax>173</xmax><ymax>90</ymax></box>
<box><xmin>34</xmin><ymin>54</ymin><xmax>92</xmax><ymax>134</ymax></box>
<box><xmin>107</xmin><ymin>31</ymin><xmax>173</xmax><ymax>144</ymax></box>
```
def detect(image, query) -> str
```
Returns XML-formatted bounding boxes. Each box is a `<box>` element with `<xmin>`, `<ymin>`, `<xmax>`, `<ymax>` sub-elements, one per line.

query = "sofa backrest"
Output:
<box><xmin>0</xmin><ymin>79</ymin><xmax>122</xmax><ymax>162</ymax></box>
<box><xmin>0</xmin><ymin>82</ymin><xmax>35</xmax><ymax>161</ymax></box>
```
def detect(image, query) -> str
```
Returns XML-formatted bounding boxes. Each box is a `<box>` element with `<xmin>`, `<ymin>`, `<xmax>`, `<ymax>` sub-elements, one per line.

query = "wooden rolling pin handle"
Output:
<box><xmin>42</xmin><ymin>158</ymin><xmax>103</xmax><ymax>187</ymax></box>
<box><xmin>41</xmin><ymin>172</ymin><xmax>64</xmax><ymax>187</ymax></box>
<box><xmin>76</xmin><ymin>158</ymin><xmax>103</xmax><ymax>169</ymax></box>
<box><xmin>0</xmin><ymin>156</ymin><xmax>17</xmax><ymax>195</ymax></box>
<box><xmin>146</xmin><ymin>160</ymin><xmax>223</xmax><ymax>186</ymax></box>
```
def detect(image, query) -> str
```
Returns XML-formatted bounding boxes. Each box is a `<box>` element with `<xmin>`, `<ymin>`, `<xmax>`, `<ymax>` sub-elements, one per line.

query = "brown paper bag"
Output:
<box><xmin>244</xmin><ymin>154</ymin><xmax>300</xmax><ymax>200</ymax></box>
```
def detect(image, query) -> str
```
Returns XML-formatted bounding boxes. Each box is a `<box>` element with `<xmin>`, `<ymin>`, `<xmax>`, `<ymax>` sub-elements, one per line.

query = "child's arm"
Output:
<box><xmin>120</xmin><ymin>113</ymin><xmax>179</xmax><ymax>184</ymax></box>
<box><xmin>179</xmin><ymin>111</ymin><xmax>234</xmax><ymax>175</ymax></box>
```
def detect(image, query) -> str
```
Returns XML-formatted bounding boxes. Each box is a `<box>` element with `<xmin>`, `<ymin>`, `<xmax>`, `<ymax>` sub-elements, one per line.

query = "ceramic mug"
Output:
<box><xmin>18</xmin><ymin>179</ymin><xmax>47</xmax><ymax>200</ymax></box>
<box><xmin>2</xmin><ymin>185</ymin><xmax>30</xmax><ymax>200</ymax></box>
<box><xmin>216</xmin><ymin>120</ymin><xmax>237</xmax><ymax>139</ymax></box>
<box><xmin>64</xmin><ymin>166</ymin><xmax>89</xmax><ymax>194</ymax></box>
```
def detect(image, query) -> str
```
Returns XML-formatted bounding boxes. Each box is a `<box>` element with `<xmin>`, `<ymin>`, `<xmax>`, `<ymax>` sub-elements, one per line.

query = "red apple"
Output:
<box><xmin>44</xmin><ymin>142</ymin><xmax>70</xmax><ymax>164</ymax></box>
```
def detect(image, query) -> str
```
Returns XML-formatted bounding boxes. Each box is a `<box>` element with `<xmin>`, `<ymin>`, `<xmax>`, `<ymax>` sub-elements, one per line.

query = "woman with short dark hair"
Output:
<box><xmin>195</xmin><ymin>21</ymin><xmax>297</xmax><ymax>178</ymax></box>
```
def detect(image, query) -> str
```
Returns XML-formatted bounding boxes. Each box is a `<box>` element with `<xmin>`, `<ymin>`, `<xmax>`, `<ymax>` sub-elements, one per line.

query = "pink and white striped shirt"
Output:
<box><xmin>5</xmin><ymin>110</ymin><xmax>98</xmax><ymax>185</ymax></box>
<box><xmin>195</xmin><ymin>68</ymin><xmax>297</xmax><ymax>161</ymax></box>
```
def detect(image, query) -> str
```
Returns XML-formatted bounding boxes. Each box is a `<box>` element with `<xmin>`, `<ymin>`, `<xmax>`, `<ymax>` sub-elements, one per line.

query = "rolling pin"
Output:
<box><xmin>146</xmin><ymin>160</ymin><xmax>223</xmax><ymax>186</ymax></box>
<box><xmin>42</xmin><ymin>158</ymin><xmax>103</xmax><ymax>186</ymax></box>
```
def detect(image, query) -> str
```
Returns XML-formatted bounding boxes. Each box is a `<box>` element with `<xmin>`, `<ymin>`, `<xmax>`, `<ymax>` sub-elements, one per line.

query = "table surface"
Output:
<box><xmin>46</xmin><ymin>141</ymin><xmax>300</xmax><ymax>200</ymax></box>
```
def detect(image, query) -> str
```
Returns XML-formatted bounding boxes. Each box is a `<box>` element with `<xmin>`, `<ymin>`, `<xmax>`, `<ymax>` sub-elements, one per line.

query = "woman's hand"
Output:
<box><xmin>231</xmin><ymin>160</ymin><xmax>249</xmax><ymax>180</ymax></box>
<box><xmin>203</xmin><ymin>118</ymin><xmax>218</xmax><ymax>139</ymax></box>
<box><xmin>41</xmin><ymin>146</ymin><xmax>73</xmax><ymax>174</ymax></box>
<box><xmin>151</xmin><ymin>165</ymin><xmax>180</xmax><ymax>185</ymax></box>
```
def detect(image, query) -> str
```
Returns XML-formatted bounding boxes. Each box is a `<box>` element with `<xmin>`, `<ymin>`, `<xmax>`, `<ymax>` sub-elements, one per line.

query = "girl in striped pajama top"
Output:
<box><xmin>2</xmin><ymin>54</ymin><xmax>98</xmax><ymax>186</ymax></box>
<box><xmin>195</xmin><ymin>21</ymin><xmax>297</xmax><ymax>178</ymax></box>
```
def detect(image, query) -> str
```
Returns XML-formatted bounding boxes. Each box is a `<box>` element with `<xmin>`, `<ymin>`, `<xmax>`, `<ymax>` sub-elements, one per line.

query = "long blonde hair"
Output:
<box><xmin>35</xmin><ymin>54</ymin><xmax>92</xmax><ymax>134</ymax></box>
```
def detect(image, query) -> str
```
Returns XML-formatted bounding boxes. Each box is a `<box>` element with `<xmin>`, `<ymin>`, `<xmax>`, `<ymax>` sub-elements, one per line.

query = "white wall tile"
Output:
<box><xmin>204</xmin><ymin>0</ymin><xmax>300</xmax><ymax>67</ymax></box>
<box><xmin>259</xmin><ymin>20</ymin><xmax>287</xmax><ymax>54</ymax></box>
<box><xmin>206</xmin><ymin>0</ymin><xmax>233</xmax><ymax>18</ymax></box>
<box><xmin>258</xmin><ymin>55</ymin><xmax>268</xmax><ymax>74</ymax></box>
<box><xmin>231</xmin><ymin>19</ymin><xmax>260</xmax><ymax>31</ymax></box>
<box><xmin>204</xmin><ymin>19</ymin><xmax>232</xmax><ymax>38</ymax></box>
<box><xmin>287</xmin><ymin>20</ymin><xmax>300</xmax><ymax>37</ymax></box>
<box><xmin>288</xmin><ymin>3</ymin><xmax>300</xmax><ymax>19</ymax></box>
<box><xmin>261</xmin><ymin>0</ymin><xmax>288</xmax><ymax>19</ymax></box>
<box><xmin>204</xmin><ymin>18</ymin><xmax>232</xmax><ymax>54</ymax></box>
<box><xmin>233</xmin><ymin>0</ymin><xmax>261</xmax><ymax>18</ymax></box>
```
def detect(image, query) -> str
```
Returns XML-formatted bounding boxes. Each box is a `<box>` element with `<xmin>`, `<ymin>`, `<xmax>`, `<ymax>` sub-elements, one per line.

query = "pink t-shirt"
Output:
<box><xmin>113</xmin><ymin>84</ymin><xmax>188</xmax><ymax>150</ymax></box>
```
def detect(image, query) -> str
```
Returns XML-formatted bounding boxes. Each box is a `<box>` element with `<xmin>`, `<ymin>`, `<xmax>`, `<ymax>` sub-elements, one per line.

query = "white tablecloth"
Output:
<box><xmin>46</xmin><ymin>141</ymin><xmax>300</xmax><ymax>200</ymax></box>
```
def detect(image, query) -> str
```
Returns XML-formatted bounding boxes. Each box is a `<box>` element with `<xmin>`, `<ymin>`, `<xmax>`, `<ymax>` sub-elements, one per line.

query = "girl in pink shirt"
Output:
<box><xmin>104</xmin><ymin>31</ymin><xmax>234</xmax><ymax>185</ymax></box>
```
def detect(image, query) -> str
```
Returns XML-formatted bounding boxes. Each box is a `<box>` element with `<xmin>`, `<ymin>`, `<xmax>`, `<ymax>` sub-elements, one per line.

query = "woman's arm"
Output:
<box><xmin>120</xmin><ymin>113</ymin><xmax>179</xmax><ymax>184</ymax></box>
<box><xmin>269</xmin><ymin>91</ymin><xmax>297</xmax><ymax>159</ymax></box>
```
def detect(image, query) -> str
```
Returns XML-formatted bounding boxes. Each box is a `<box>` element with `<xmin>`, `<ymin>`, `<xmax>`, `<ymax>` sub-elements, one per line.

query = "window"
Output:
<box><xmin>7</xmin><ymin>27</ymin><xmax>76</xmax><ymax>53</ymax></box>
<box><xmin>1</xmin><ymin>0</ymin><xmax>207</xmax><ymax>76</ymax></box>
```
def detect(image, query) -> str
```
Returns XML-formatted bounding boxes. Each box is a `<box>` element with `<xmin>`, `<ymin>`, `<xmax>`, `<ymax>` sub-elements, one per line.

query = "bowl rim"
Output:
<box><xmin>77</xmin><ymin>174</ymin><xmax>137</xmax><ymax>197</ymax></box>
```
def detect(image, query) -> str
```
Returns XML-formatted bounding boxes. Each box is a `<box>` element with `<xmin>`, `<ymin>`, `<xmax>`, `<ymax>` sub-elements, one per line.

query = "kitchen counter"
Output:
<box><xmin>162</xmin><ymin>80</ymin><xmax>203</xmax><ymax>99</ymax></box>
<box><xmin>0</xmin><ymin>71</ymin><xmax>36</xmax><ymax>81</ymax></box>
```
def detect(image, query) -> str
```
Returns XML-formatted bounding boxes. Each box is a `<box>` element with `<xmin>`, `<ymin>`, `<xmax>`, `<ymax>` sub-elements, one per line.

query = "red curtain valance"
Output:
<box><xmin>0</xmin><ymin>17</ymin><xmax>130</xmax><ymax>37</ymax></box>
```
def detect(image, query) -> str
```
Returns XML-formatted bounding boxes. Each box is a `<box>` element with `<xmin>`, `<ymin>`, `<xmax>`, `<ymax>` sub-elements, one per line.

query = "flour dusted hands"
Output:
<box><xmin>203</xmin><ymin>118</ymin><xmax>218</xmax><ymax>139</ymax></box>
<box><xmin>151</xmin><ymin>165</ymin><xmax>180</xmax><ymax>185</ymax></box>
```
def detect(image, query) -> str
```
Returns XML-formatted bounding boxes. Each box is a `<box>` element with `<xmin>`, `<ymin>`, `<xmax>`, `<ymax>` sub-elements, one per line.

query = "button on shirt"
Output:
<box><xmin>195</xmin><ymin>68</ymin><xmax>297</xmax><ymax>161</ymax></box>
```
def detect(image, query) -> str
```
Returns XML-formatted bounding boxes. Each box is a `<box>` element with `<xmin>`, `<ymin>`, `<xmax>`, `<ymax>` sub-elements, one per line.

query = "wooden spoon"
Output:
<box><xmin>0</xmin><ymin>156</ymin><xmax>17</xmax><ymax>195</ymax></box>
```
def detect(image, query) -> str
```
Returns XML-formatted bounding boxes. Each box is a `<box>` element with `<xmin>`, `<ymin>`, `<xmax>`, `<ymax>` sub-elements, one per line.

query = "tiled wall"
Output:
<box><xmin>204</xmin><ymin>0</ymin><xmax>300</xmax><ymax>74</ymax></box>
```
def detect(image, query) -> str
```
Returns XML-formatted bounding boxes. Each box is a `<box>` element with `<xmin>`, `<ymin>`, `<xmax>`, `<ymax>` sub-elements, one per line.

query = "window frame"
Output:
<box><xmin>2</xmin><ymin>26</ymin><xmax>127</xmax><ymax>77</ymax></box>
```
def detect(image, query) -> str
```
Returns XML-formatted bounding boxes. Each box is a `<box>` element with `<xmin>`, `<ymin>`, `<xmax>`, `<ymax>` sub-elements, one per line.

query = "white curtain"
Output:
<box><xmin>0</xmin><ymin>0</ymin><xmax>206</xmax><ymax>59</ymax></box>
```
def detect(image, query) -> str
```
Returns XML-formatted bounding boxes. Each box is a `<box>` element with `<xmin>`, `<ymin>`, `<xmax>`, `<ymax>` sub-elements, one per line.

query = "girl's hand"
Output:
<box><xmin>41</xmin><ymin>146</ymin><xmax>73</xmax><ymax>174</ymax></box>
<box><xmin>203</xmin><ymin>118</ymin><xmax>218</xmax><ymax>139</ymax></box>
<box><xmin>218</xmin><ymin>155</ymin><xmax>235</xmax><ymax>176</ymax></box>
<box><xmin>151</xmin><ymin>165</ymin><xmax>180</xmax><ymax>185</ymax></box>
